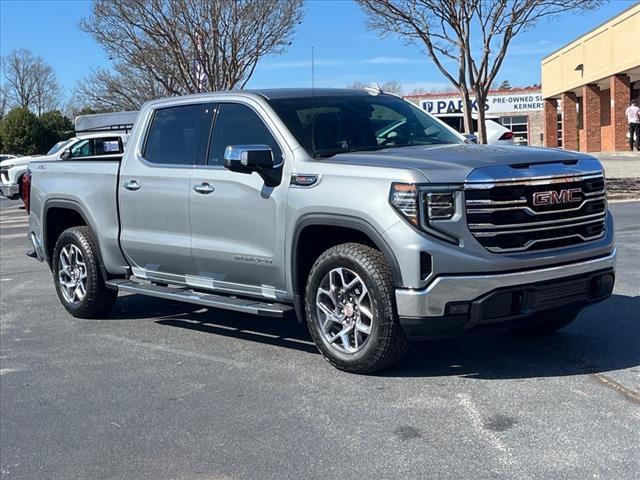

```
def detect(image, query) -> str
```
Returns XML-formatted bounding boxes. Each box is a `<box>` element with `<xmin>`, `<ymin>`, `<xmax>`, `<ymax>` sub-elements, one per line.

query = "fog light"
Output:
<box><xmin>447</xmin><ymin>302</ymin><xmax>470</xmax><ymax>315</ymax></box>
<box><xmin>590</xmin><ymin>273</ymin><xmax>614</xmax><ymax>299</ymax></box>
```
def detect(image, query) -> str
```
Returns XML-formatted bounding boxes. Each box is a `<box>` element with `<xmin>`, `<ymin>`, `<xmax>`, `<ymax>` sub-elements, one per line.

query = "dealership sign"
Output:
<box><xmin>420</xmin><ymin>92</ymin><xmax>544</xmax><ymax>115</ymax></box>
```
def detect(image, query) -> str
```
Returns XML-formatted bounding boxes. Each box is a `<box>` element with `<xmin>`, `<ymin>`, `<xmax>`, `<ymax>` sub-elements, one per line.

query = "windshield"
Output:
<box><xmin>267</xmin><ymin>94</ymin><xmax>462</xmax><ymax>158</ymax></box>
<box><xmin>47</xmin><ymin>138</ymin><xmax>74</xmax><ymax>156</ymax></box>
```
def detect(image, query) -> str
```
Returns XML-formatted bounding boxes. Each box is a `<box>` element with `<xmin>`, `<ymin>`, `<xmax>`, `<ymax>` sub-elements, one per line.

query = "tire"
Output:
<box><xmin>52</xmin><ymin>226</ymin><xmax>117</xmax><ymax>318</ymax></box>
<box><xmin>17</xmin><ymin>174</ymin><xmax>24</xmax><ymax>199</ymax></box>
<box><xmin>511</xmin><ymin>309</ymin><xmax>580</xmax><ymax>336</ymax></box>
<box><xmin>304</xmin><ymin>243</ymin><xmax>409</xmax><ymax>374</ymax></box>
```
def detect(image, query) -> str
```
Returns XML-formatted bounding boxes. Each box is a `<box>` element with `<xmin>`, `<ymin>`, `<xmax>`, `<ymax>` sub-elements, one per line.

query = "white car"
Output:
<box><xmin>0</xmin><ymin>133</ymin><xmax>127</xmax><ymax>199</ymax></box>
<box><xmin>435</xmin><ymin>113</ymin><xmax>514</xmax><ymax>145</ymax></box>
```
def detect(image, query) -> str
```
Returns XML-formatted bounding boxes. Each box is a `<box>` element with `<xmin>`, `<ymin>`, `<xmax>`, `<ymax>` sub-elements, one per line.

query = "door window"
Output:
<box><xmin>143</xmin><ymin>103</ymin><xmax>213</xmax><ymax>165</ymax></box>
<box><xmin>70</xmin><ymin>139</ymin><xmax>91</xmax><ymax>158</ymax></box>
<box><xmin>208</xmin><ymin>103</ymin><xmax>282</xmax><ymax>166</ymax></box>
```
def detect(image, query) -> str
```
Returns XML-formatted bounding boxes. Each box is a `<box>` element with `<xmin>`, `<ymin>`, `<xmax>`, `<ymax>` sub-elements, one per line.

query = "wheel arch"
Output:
<box><xmin>43</xmin><ymin>199</ymin><xmax>106</xmax><ymax>277</ymax></box>
<box><xmin>291</xmin><ymin>214</ymin><xmax>403</xmax><ymax>322</ymax></box>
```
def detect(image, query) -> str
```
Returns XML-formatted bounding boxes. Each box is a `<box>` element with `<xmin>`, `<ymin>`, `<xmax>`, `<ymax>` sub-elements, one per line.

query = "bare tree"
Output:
<box><xmin>73</xmin><ymin>63</ymin><xmax>177</xmax><ymax>112</ymax></box>
<box><xmin>346</xmin><ymin>81</ymin><xmax>368</xmax><ymax>90</ymax></box>
<box><xmin>381</xmin><ymin>80</ymin><xmax>403</xmax><ymax>95</ymax></box>
<box><xmin>358</xmin><ymin>0</ymin><xmax>599</xmax><ymax>143</ymax></box>
<box><xmin>347</xmin><ymin>80</ymin><xmax>403</xmax><ymax>95</ymax></box>
<box><xmin>0</xmin><ymin>83</ymin><xmax>8</xmax><ymax>118</ymax></box>
<box><xmin>78</xmin><ymin>0</ymin><xmax>303</xmax><ymax>109</ymax></box>
<box><xmin>2</xmin><ymin>49</ymin><xmax>61</xmax><ymax>116</ymax></box>
<box><xmin>409</xmin><ymin>87</ymin><xmax>428</xmax><ymax>95</ymax></box>
<box><xmin>32</xmin><ymin>64</ymin><xmax>61</xmax><ymax>116</ymax></box>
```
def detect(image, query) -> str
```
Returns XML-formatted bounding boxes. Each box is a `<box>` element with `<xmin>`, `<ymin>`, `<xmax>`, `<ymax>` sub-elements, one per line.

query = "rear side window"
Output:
<box><xmin>208</xmin><ymin>103</ymin><xmax>282</xmax><ymax>166</ymax></box>
<box><xmin>143</xmin><ymin>103</ymin><xmax>213</xmax><ymax>165</ymax></box>
<box><xmin>95</xmin><ymin>138</ymin><xmax>122</xmax><ymax>155</ymax></box>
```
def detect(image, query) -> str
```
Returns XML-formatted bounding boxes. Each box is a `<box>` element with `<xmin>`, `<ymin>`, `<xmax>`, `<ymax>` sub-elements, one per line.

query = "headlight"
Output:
<box><xmin>390</xmin><ymin>183</ymin><xmax>461</xmax><ymax>244</ymax></box>
<box><xmin>389</xmin><ymin>183</ymin><xmax>419</xmax><ymax>225</ymax></box>
<box><xmin>0</xmin><ymin>164</ymin><xmax>13</xmax><ymax>170</ymax></box>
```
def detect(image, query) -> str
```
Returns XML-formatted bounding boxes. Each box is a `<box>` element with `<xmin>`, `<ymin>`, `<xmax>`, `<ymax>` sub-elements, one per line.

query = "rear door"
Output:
<box><xmin>188</xmin><ymin>102</ymin><xmax>289</xmax><ymax>298</ymax></box>
<box><xmin>119</xmin><ymin>102</ymin><xmax>214</xmax><ymax>282</ymax></box>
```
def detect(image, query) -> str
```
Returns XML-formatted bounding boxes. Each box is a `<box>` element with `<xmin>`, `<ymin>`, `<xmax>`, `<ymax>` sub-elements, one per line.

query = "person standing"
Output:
<box><xmin>626</xmin><ymin>99</ymin><xmax>640</xmax><ymax>152</ymax></box>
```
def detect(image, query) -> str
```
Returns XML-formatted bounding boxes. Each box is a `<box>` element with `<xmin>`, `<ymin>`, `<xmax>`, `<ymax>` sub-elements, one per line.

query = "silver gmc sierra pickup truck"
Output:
<box><xmin>27</xmin><ymin>89</ymin><xmax>616</xmax><ymax>373</ymax></box>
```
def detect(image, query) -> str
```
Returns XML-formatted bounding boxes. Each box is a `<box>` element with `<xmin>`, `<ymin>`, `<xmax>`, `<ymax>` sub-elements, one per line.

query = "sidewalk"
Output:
<box><xmin>587</xmin><ymin>153</ymin><xmax>640</xmax><ymax>201</ymax></box>
<box><xmin>591</xmin><ymin>153</ymin><xmax>640</xmax><ymax>179</ymax></box>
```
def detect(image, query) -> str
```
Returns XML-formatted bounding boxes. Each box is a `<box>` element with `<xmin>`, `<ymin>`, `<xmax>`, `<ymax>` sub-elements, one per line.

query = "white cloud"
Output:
<box><xmin>360</xmin><ymin>56</ymin><xmax>421</xmax><ymax>65</ymax></box>
<box><xmin>260</xmin><ymin>56</ymin><xmax>427</xmax><ymax>70</ymax></box>
<box><xmin>335</xmin><ymin>80</ymin><xmax>452</xmax><ymax>93</ymax></box>
<box><xmin>400</xmin><ymin>81</ymin><xmax>453</xmax><ymax>93</ymax></box>
<box><xmin>260</xmin><ymin>59</ymin><xmax>342</xmax><ymax>70</ymax></box>
<box><xmin>508</xmin><ymin>43</ymin><xmax>557</xmax><ymax>56</ymax></box>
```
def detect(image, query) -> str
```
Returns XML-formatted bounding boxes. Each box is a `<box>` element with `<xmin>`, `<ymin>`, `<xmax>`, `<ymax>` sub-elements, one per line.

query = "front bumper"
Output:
<box><xmin>396</xmin><ymin>250</ymin><xmax>616</xmax><ymax>337</ymax></box>
<box><xmin>0</xmin><ymin>183</ymin><xmax>19</xmax><ymax>198</ymax></box>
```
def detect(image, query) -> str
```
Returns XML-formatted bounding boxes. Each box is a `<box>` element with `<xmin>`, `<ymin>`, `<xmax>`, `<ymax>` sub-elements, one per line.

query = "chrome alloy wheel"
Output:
<box><xmin>315</xmin><ymin>267</ymin><xmax>373</xmax><ymax>354</ymax></box>
<box><xmin>57</xmin><ymin>244</ymin><xmax>87</xmax><ymax>305</ymax></box>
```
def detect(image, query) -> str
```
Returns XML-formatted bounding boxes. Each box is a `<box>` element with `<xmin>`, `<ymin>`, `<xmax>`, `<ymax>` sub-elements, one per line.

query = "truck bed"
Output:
<box><xmin>29</xmin><ymin>159</ymin><xmax>129</xmax><ymax>275</ymax></box>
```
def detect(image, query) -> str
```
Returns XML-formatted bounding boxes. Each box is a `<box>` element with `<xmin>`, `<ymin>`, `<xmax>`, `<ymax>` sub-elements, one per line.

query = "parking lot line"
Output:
<box><xmin>0</xmin><ymin>233</ymin><xmax>26</xmax><ymax>240</ymax></box>
<box><xmin>0</xmin><ymin>215</ymin><xmax>27</xmax><ymax>221</ymax></box>
<box><xmin>0</xmin><ymin>218</ymin><xmax>29</xmax><ymax>223</ymax></box>
<box><xmin>0</xmin><ymin>224</ymin><xmax>29</xmax><ymax>230</ymax></box>
<box><xmin>590</xmin><ymin>373</ymin><xmax>640</xmax><ymax>405</ymax></box>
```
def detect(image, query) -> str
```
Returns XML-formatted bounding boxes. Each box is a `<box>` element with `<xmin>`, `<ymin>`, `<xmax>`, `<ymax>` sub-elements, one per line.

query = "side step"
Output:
<box><xmin>106</xmin><ymin>279</ymin><xmax>294</xmax><ymax>318</ymax></box>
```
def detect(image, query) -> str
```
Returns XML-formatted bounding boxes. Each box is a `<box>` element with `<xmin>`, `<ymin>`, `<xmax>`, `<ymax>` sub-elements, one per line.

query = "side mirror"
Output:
<box><xmin>224</xmin><ymin>145</ymin><xmax>282</xmax><ymax>187</ymax></box>
<box><xmin>463</xmin><ymin>133</ymin><xmax>478</xmax><ymax>144</ymax></box>
<box><xmin>60</xmin><ymin>148</ymin><xmax>71</xmax><ymax>160</ymax></box>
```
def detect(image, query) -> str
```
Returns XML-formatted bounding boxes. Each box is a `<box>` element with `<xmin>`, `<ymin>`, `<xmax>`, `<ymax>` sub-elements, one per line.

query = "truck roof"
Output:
<box><xmin>249</xmin><ymin>88</ymin><xmax>375</xmax><ymax>99</ymax></box>
<box><xmin>143</xmin><ymin>88</ymin><xmax>388</xmax><ymax>108</ymax></box>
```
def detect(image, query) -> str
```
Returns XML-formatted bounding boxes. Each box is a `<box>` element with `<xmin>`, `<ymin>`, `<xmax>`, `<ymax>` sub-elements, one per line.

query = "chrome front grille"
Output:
<box><xmin>465</xmin><ymin>173</ymin><xmax>607</xmax><ymax>253</ymax></box>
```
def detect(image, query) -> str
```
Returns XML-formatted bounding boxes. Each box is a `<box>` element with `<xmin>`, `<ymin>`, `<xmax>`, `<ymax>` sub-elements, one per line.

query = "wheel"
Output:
<box><xmin>17</xmin><ymin>174</ymin><xmax>24</xmax><ymax>199</ymax></box>
<box><xmin>53</xmin><ymin>226</ymin><xmax>117</xmax><ymax>318</ymax></box>
<box><xmin>305</xmin><ymin>243</ymin><xmax>409</xmax><ymax>374</ymax></box>
<box><xmin>511</xmin><ymin>309</ymin><xmax>580</xmax><ymax>336</ymax></box>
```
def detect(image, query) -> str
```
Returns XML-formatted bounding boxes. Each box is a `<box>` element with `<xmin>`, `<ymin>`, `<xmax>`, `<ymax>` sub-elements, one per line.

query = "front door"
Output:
<box><xmin>119</xmin><ymin>102</ymin><xmax>213</xmax><ymax>282</ymax></box>
<box><xmin>189</xmin><ymin>102</ymin><xmax>289</xmax><ymax>299</ymax></box>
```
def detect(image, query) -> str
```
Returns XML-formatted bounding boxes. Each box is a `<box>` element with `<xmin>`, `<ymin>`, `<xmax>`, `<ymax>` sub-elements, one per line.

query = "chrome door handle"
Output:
<box><xmin>123</xmin><ymin>180</ymin><xmax>141</xmax><ymax>191</ymax></box>
<box><xmin>193</xmin><ymin>183</ymin><xmax>215</xmax><ymax>194</ymax></box>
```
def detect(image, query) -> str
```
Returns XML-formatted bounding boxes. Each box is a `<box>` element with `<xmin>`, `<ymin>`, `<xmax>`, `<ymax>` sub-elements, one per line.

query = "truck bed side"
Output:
<box><xmin>29</xmin><ymin>160</ymin><xmax>129</xmax><ymax>275</ymax></box>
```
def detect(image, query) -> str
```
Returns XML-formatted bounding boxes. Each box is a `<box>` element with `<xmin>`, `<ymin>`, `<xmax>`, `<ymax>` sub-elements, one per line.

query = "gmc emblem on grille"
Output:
<box><xmin>532</xmin><ymin>188</ymin><xmax>582</xmax><ymax>206</ymax></box>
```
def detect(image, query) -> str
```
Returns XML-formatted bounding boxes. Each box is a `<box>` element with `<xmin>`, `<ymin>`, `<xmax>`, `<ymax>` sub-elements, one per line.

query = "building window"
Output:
<box><xmin>557</xmin><ymin>113</ymin><xmax>562</xmax><ymax>148</ymax></box>
<box><xmin>500</xmin><ymin>115</ymin><xmax>529</xmax><ymax>145</ymax></box>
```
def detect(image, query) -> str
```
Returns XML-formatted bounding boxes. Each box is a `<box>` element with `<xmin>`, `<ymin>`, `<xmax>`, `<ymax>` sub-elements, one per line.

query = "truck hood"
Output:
<box><xmin>325</xmin><ymin>144</ymin><xmax>594</xmax><ymax>183</ymax></box>
<box><xmin>0</xmin><ymin>156</ymin><xmax>31</xmax><ymax>168</ymax></box>
<box><xmin>0</xmin><ymin>153</ymin><xmax>59</xmax><ymax>168</ymax></box>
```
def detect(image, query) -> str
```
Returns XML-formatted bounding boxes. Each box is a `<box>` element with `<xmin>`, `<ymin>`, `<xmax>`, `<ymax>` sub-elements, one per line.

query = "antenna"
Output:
<box><xmin>311</xmin><ymin>46</ymin><xmax>317</xmax><ymax>158</ymax></box>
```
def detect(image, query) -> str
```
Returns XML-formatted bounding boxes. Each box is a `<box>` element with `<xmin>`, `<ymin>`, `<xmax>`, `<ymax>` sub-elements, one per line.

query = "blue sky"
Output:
<box><xmin>1</xmin><ymin>0</ymin><xmax>636</xmax><ymax>97</ymax></box>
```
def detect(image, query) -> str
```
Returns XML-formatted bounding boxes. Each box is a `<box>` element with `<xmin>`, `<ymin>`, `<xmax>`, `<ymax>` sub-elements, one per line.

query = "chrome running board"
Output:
<box><xmin>106</xmin><ymin>279</ymin><xmax>293</xmax><ymax>317</ymax></box>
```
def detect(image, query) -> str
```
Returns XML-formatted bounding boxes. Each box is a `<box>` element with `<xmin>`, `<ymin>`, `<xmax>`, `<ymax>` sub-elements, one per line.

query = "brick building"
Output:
<box><xmin>541</xmin><ymin>3</ymin><xmax>640</xmax><ymax>152</ymax></box>
<box><xmin>405</xmin><ymin>87</ymin><xmax>545</xmax><ymax>147</ymax></box>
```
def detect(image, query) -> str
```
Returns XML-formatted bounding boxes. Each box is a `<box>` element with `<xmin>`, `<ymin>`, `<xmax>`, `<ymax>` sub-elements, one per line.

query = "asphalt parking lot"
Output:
<box><xmin>1</xmin><ymin>197</ymin><xmax>638</xmax><ymax>479</ymax></box>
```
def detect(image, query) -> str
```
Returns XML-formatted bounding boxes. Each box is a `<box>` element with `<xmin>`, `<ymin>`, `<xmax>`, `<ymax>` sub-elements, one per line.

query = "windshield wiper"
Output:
<box><xmin>313</xmin><ymin>146</ymin><xmax>390</xmax><ymax>158</ymax></box>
